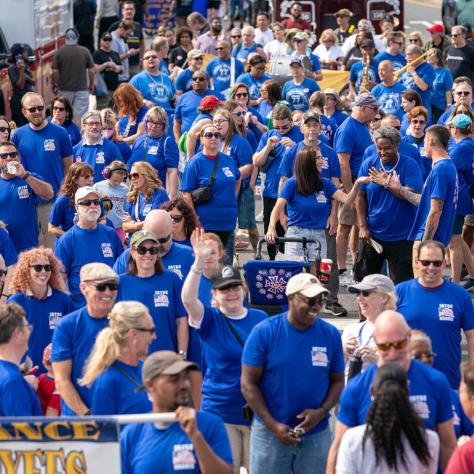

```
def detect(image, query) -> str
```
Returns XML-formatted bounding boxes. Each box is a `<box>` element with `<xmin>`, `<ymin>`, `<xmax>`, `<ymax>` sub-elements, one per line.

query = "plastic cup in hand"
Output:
<box><xmin>319</xmin><ymin>258</ymin><xmax>333</xmax><ymax>285</ymax></box>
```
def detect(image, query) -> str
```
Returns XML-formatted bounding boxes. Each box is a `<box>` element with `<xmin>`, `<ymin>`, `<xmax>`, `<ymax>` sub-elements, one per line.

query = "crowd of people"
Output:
<box><xmin>0</xmin><ymin>1</ymin><xmax>474</xmax><ymax>473</ymax></box>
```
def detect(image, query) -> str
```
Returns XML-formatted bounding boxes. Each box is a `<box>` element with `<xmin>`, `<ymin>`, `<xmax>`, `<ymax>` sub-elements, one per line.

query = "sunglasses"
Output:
<box><xmin>219</xmin><ymin>283</ymin><xmax>242</xmax><ymax>292</ymax></box>
<box><xmin>235</xmin><ymin>92</ymin><xmax>248</xmax><ymax>98</ymax></box>
<box><xmin>0</xmin><ymin>269</ymin><xmax>7</xmax><ymax>277</ymax></box>
<box><xmin>156</xmin><ymin>234</ymin><xmax>172</xmax><ymax>244</ymax></box>
<box><xmin>30</xmin><ymin>264</ymin><xmax>53</xmax><ymax>273</ymax></box>
<box><xmin>456</xmin><ymin>91</ymin><xmax>471</xmax><ymax>96</ymax></box>
<box><xmin>129</xmin><ymin>173</ymin><xmax>141</xmax><ymax>179</ymax></box>
<box><xmin>203</xmin><ymin>132</ymin><xmax>221</xmax><ymax>139</ymax></box>
<box><xmin>0</xmin><ymin>151</ymin><xmax>18</xmax><ymax>159</ymax></box>
<box><xmin>170</xmin><ymin>214</ymin><xmax>184</xmax><ymax>223</ymax></box>
<box><xmin>102</xmin><ymin>38</ymin><xmax>113</xmax><ymax>42</ymax></box>
<box><xmin>233</xmin><ymin>111</ymin><xmax>244</xmax><ymax>117</ymax></box>
<box><xmin>78</xmin><ymin>199</ymin><xmax>100</xmax><ymax>206</ymax></box>
<box><xmin>411</xmin><ymin>119</ymin><xmax>426</xmax><ymax>125</ymax></box>
<box><xmin>144</xmin><ymin>55</ymin><xmax>158</xmax><ymax>60</ymax></box>
<box><xmin>412</xmin><ymin>351</ymin><xmax>436</xmax><ymax>360</ymax></box>
<box><xmin>192</xmin><ymin>77</ymin><xmax>206</xmax><ymax>82</ymax></box>
<box><xmin>134</xmin><ymin>326</ymin><xmax>156</xmax><ymax>334</ymax></box>
<box><xmin>25</xmin><ymin>106</ymin><xmax>45</xmax><ymax>113</ymax></box>
<box><xmin>419</xmin><ymin>259</ymin><xmax>443</xmax><ymax>267</ymax></box>
<box><xmin>297</xmin><ymin>293</ymin><xmax>325</xmax><ymax>306</ymax></box>
<box><xmin>356</xmin><ymin>290</ymin><xmax>375</xmax><ymax>297</ymax></box>
<box><xmin>93</xmin><ymin>282</ymin><xmax>119</xmax><ymax>292</ymax></box>
<box><xmin>375</xmin><ymin>338</ymin><xmax>408</xmax><ymax>352</ymax></box>
<box><xmin>215</xmin><ymin>47</ymin><xmax>224</xmax><ymax>51</ymax></box>
<box><xmin>53</xmin><ymin>106</ymin><xmax>66</xmax><ymax>112</ymax></box>
<box><xmin>0</xmin><ymin>127</ymin><xmax>10</xmax><ymax>134</ymax></box>
<box><xmin>136</xmin><ymin>246</ymin><xmax>159</xmax><ymax>255</ymax></box>
<box><xmin>231</xmin><ymin>35</ymin><xmax>242</xmax><ymax>39</ymax></box>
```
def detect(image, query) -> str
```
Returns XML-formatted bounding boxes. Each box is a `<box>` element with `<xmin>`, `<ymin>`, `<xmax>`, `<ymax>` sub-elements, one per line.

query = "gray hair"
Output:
<box><xmin>152</xmin><ymin>36</ymin><xmax>168</xmax><ymax>52</ymax></box>
<box><xmin>374</xmin><ymin>126</ymin><xmax>401</xmax><ymax>147</ymax></box>
<box><xmin>81</xmin><ymin>110</ymin><xmax>101</xmax><ymax>134</ymax></box>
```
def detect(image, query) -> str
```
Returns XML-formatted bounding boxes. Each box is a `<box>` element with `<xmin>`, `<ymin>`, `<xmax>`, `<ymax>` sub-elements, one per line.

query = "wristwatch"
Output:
<box><xmin>178</xmin><ymin>350</ymin><xmax>187</xmax><ymax>359</ymax></box>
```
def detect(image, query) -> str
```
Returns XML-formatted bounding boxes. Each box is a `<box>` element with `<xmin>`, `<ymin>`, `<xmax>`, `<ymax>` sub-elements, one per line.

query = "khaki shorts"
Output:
<box><xmin>465</xmin><ymin>214</ymin><xmax>474</xmax><ymax>226</ymax></box>
<box><xmin>338</xmin><ymin>202</ymin><xmax>357</xmax><ymax>226</ymax></box>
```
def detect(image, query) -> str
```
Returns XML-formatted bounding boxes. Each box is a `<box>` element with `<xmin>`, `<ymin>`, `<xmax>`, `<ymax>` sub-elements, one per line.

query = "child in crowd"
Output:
<box><xmin>37</xmin><ymin>344</ymin><xmax>61</xmax><ymax>416</ymax></box>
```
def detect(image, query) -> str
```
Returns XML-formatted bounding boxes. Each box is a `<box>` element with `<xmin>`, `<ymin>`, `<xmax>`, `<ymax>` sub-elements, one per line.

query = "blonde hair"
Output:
<box><xmin>127</xmin><ymin>161</ymin><xmax>163</xmax><ymax>203</ymax></box>
<box><xmin>320</xmin><ymin>29</ymin><xmax>337</xmax><ymax>44</ymax></box>
<box><xmin>79</xmin><ymin>301</ymin><xmax>150</xmax><ymax>386</ymax></box>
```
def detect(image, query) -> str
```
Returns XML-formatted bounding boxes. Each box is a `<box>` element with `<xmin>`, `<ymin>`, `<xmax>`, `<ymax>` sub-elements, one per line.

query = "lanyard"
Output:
<box><xmin>358</xmin><ymin>321</ymin><xmax>374</xmax><ymax>347</ymax></box>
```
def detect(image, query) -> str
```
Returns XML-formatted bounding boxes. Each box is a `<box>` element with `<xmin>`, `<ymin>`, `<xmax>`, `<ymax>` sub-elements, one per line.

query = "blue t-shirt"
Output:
<box><xmin>197</xmin><ymin>307</ymin><xmax>267</xmax><ymax>425</ymax></box>
<box><xmin>282</xmin><ymin>78</ymin><xmax>320</xmax><ymax>112</ymax></box>
<box><xmin>113</xmin><ymin>241</ymin><xmax>194</xmax><ymax>280</ymax></box>
<box><xmin>334</xmin><ymin>116</ymin><xmax>373</xmax><ymax>176</ymax></box>
<box><xmin>180</xmin><ymin>152</ymin><xmax>240</xmax><ymax>231</ymax></box>
<box><xmin>54</xmin><ymin>224</ymin><xmax>123</xmax><ymax>307</ymax></box>
<box><xmin>399</xmin><ymin>62</ymin><xmax>436</xmax><ymax>113</ymax></box>
<box><xmin>256</xmin><ymin>126</ymin><xmax>304</xmax><ymax>199</ymax></box>
<box><xmin>373</xmin><ymin>51</ymin><xmax>406</xmax><ymax>72</ymax></box>
<box><xmin>220</xmin><ymin>134</ymin><xmax>252</xmax><ymax>187</ymax></box>
<box><xmin>450</xmin><ymin>138</ymin><xmax>474</xmax><ymax>216</ymax></box>
<box><xmin>409</xmin><ymin>158</ymin><xmax>458</xmax><ymax>245</ymax></box>
<box><xmin>12</xmin><ymin>122</ymin><xmax>73</xmax><ymax>199</ymax></box>
<box><xmin>118</xmin><ymin>105</ymin><xmax>148</xmax><ymax>139</ymax></box>
<box><xmin>280</xmin><ymin>176</ymin><xmax>338</xmax><ymax>229</ymax></box>
<box><xmin>175</xmin><ymin>90</ymin><xmax>225</xmax><ymax>134</ymax></box>
<box><xmin>117</xmin><ymin>272</ymin><xmax>186</xmax><ymax>353</ymax></box>
<box><xmin>0</xmin><ymin>227</ymin><xmax>18</xmax><ymax>266</ymax></box>
<box><xmin>112</xmin><ymin>139</ymin><xmax>132</xmax><ymax>163</ymax></box>
<box><xmin>73</xmin><ymin>139</ymin><xmax>122</xmax><ymax>183</ymax></box>
<box><xmin>349</xmin><ymin>62</ymin><xmax>378</xmax><ymax>94</ymax></box>
<box><xmin>451</xmin><ymin>388</ymin><xmax>474</xmax><ymax>438</ymax></box>
<box><xmin>431</xmin><ymin>67</ymin><xmax>453</xmax><ymax>110</ymax></box>
<box><xmin>358</xmin><ymin>154</ymin><xmax>423</xmax><ymax>241</ymax></box>
<box><xmin>401</xmin><ymin>134</ymin><xmax>432</xmax><ymax>180</ymax></box>
<box><xmin>51</xmin><ymin>306</ymin><xmax>110</xmax><ymax>415</ymax></box>
<box><xmin>130</xmin><ymin>71</ymin><xmax>176</xmax><ymax>111</ymax></box>
<box><xmin>231</xmin><ymin>42</ymin><xmax>260</xmax><ymax>60</ymax></box>
<box><xmin>45</xmin><ymin>118</ymin><xmax>81</xmax><ymax>146</ymax></box>
<box><xmin>175</xmin><ymin>68</ymin><xmax>193</xmax><ymax>93</ymax></box>
<box><xmin>235</xmin><ymin>72</ymin><xmax>273</xmax><ymax>100</ymax></box>
<box><xmin>396</xmin><ymin>278</ymin><xmax>474</xmax><ymax>389</ymax></box>
<box><xmin>128</xmin><ymin>134</ymin><xmax>179</xmax><ymax>187</ymax></box>
<box><xmin>242</xmin><ymin>313</ymin><xmax>344</xmax><ymax>435</ymax></box>
<box><xmin>49</xmin><ymin>194</ymin><xmax>75</xmax><ymax>233</ymax></box>
<box><xmin>0</xmin><ymin>359</ymin><xmax>42</xmax><ymax>416</ymax></box>
<box><xmin>0</xmin><ymin>174</ymin><xmax>42</xmax><ymax>252</ymax></box>
<box><xmin>279</xmin><ymin>141</ymin><xmax>341</xmax><ymax>181</ymax></box>
<box><xmin>91</xmin><ymin>360</ymin><xmax>152</xmax><ymax>415</ymax></box>
<box><xmin>206</xmin><ymin>57</ymin><xmax>245</xmax><ymax>92</ymax></box>
<box><xmin>128</xmin><ymin>188</ymin><xmax>170</xmax><ymax>222</ymax></box>
<box><xmin>371</xmin><ymin>82</ymin><xmax>406</xmax><ymax>120</ymax></box>
<box><xmin>120</xmin><ymin>411</ymin><xmax>233</xmax><ymax>474</ymax></box>
<box><xmin>328</xmin><ymin>111</ymin><xmax>347</xmax><ymax>128</ymax></box>
<box><xmin>320</xmin><ymin>115</ymin><xmax>338</xmax><ymax>146</ymax></box>
<box><xmin>8</xmin><ymin>289</ymin><xmax>73</xmax><ymax>373</ymax></box>
<box><xmin>438</xmin><ymin>101</ymin><xmax>474</xmax><ymax>125</ymax></box>
<box><xmin>338</xmin><ymin>360</ymin><xmax>453</xmax><ymax>429</ymax></box>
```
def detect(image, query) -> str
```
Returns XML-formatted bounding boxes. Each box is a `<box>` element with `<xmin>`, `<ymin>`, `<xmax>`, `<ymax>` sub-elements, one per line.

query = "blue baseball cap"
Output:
<box><xmin>448</xmin><ymin>113</ymin><xmax>472</xmax><ymax>129</ymax></box>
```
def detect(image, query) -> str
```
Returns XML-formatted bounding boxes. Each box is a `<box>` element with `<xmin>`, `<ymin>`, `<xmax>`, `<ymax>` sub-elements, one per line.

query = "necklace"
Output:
<box><xmin>379</xmin><ymin>154</ymin><xmax>400</xmax><ymax>174</ymax></box>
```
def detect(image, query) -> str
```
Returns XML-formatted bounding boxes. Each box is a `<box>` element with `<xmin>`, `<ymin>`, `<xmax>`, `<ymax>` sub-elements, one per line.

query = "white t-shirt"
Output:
<box><xmin>341</xmin><ymin>321</ymin><xmax>376</xmax><ymax>378</ymax></box>
<box><xmin>263</xmin><ymin>41</ymin><xmax>288</xmax><ymax>61</ymax></box>
<box><xmin>255</xmin><ymin>28</ymin><xmax>274</xmax><ymax>47</ymax></box>
<box><xmin>336</xmin><ymin>424</ymin><xmax>440</xmax><ymax>474</ymax></box>
<box><xmin>313</xmin><ymin>44</ymin><xmax>345</xmax><ymax>62</ymax></box>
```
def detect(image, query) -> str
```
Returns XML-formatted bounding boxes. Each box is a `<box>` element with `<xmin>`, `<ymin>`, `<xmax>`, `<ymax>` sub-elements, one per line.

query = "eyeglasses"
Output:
<box><xmin>231</xmin><ymin>35</ymin><xmax>241</xmax><ymax>39</ymax></box>
<box><xmin>25</xmin><ymin>106</ymin><xmax>45</xmax><ymax>113</ymax></box>
<box><xmin>456</xmin><ymin>91</ymin><xmax>471</xmax><ymax>96</ymax></box>
<box><xmin>372</xmin><ymin>116</ymin><xmax>382</xmax><ymax>121</ymax></box>
<box><xmin>134</xmin><ymin>326</ymin><xmax>156</xmax><ymax>334</ymax></box>
<box><xmin>85</xmin><ymin>121</ymin><xmax>101</xmax><ymax>127</ymax></box>
<box><xmin>419</xmin><ymin>259</ymin><xmax>443</xmax><ymax>267</ymax></box>
<box><xmin>136</xmin><ymin>246</ymin><xmax>159</xmax><ymax>255</ymax></box>
<box><xmin>78</xmin><ymin>199</ymin><xmax>101</xmax><ymax>206</ymax></box>
<box><xmin>253</xmin><ymin>66</ymin><xmax>266</xmax><ymax>71</ymax></box>
<box><xmin>53</xmin><ymin>106</ymin><xmax>66</xmax><ymax>112</ymax></box>
<box><xmin>192</xmin><ymin>76</ymin><xmax>206</xmax><ymax>82</ymax></box>
<box><xmin>203</xmin><ymin>132</ymin><xmax>221</xmax><ymax>139</ymax></box>
<box><xmin>393</xmin><ymin>41</ymin><xmax>404</xmax><ymax>46</ymax></box>
<box><xmin>215</xmin><ymin>47</ymin><xmax>224</xmax><ymax>51</ymax></box>
<box><xmin>30</xmin><ymin>264</ymin><xmax>53</xmax><ymax>273</ymax></box>
<box><xmin>412</xmin><ymin>351</ymin><xmax>436</xmax><ymax>360</ymax></box>
<box><xmin>273</xmin><ymin>29</ymin><xmax>282</xmax><ymax>33</ymax></box>
<box><xmin>219</xmin><ymin>283</ymin><xmax>242</xmax><ymax>292</ymax></box>
<box><xmin>213</xmin><ymin>119</ymin><xmax>229</xmax><ymax>125</ymax></box>
<box><xmin>273</xmin><ymin>123</ymin><xmax>291</xmax><ymax>131</ymax></box>
<box><xmin>411</xmin><ymin>119</ymin><xmax>426</xmax><ymax>125</ymax></box>
<box><xmin>296</xmin><ymin>293</ymin><xmax>326</xmax><ymax>306</ymax></box>
<box><xmin>235</xmin><ymin>92</ymin><xmax>248</xmax><ymax>98</ymax></box>
<box><xmin>0</xmin><ymin>151</ymin><xmax>18</xmax><ymax>159</ymax></box>
<box><xmin>170</xmin><ymin>214</ymin><xmax>184</xmax><ymax>223</ymax></box>
<box><xmin>147</xmin><ymin>119</ymin><xmax>163</xmax><ymax>126</ymax></box>
<box><xmin>0</xmin><ymin>127</ymin><xmax>10</xmax><ymax>134</ymax></box>
<box><xmin>356</xmin><ymin>290</ymin><xmax>376</xmax><ymax>297</ymax></box>
<box><xmin>144</xmin><ymin>55</ymin><xmax>158</xmax><ymax>60</ymax></box>
<box><xmin>129</xmin><ymin>173</ymin><xmax>141</xmax><ymax>179</ymax></box>
<box><xmin>0</xmin><ymin>269</ymin><xmax>7</xmax><ymax>277</ymax></box>
<box><xmin>22</xmin><ymin>323</ymin><xmax>34</xmax><ymax>332</ymax></box>
<box><xmin>375</xmin><ymin>338</ymin><xmax>409</xmax><ymax>352</ymax></box>
<box><xmin>91</xmin><ymin>282</ymin><xmax>119</xmax><ymax>292</ymax></box>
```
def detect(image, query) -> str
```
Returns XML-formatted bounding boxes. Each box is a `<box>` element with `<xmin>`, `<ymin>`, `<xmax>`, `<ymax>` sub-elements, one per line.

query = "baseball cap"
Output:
<box><xmin>348</xmin><ymin>274</ymin><xmax>395</xmax><ymax>294</ymax></box>
<box><xmin>353</xmin><ymin>93</ymin><xmax>378</xmax><ymax>108</ymax></box>
<box><xmin>80</xmin><ymin>262</ymin><xmax>118</xmax><ymax>283</ymax></box>
<box><xmin>130</xmin><ymin>230</ymin><xmax>158</xmax><ymax>248</ymax></box>
<box><xmin>199</xmin><ymin>95</ymin><xmax>223</xmax><ymax>111</ymax></box>
<box><xmin>211</xmin><ymin>266</ymin><xmax>243</xmax><ymax>289</ymax></box>
<box><xmin>289</xmin><ymin>54</ymin><xmax>304</xmax><ymax>66</ymax></box>
<box><xmin>10</xmin><ymin>43</ymin><xmax>26</xmax><ymax>57</ymax></box>
<box><xmin>302</xmin><ymin>111</ymin><xmax>321</xmax><ymax>124</ymax></box>
<box><xmin>75</xmin><ymin>186</ymin><xmax>100</xmax><ymax>203</ymax></box>
<box><xmin>108</xmin><ymin>161</ymin><xmax>128</xmax><ymax>174</ymax></box>
<box><xmin>335</xmin><ymin>8</ymin><xmax>352</xmax><ymax>17</ymax></box>
<box><xmin>427</xmin><ymin>24</ymin><xmax>445</xmax><ymax>33</ymax></box>
<box><xmin>360</xmin><ymin>39</ymin><xmax>376</xmax><ymax>49</ymax></box>
<box><xmin>65</xmin><ymin>27</ymin><xmax>79</xmax><ymax>44</ymax></box>
<box><xmin>447</xmin><ymin>113</ymin><xmax>472</xmax><ymax>129</ymax></box>
<box><xmin>323</xmin><ymin>88</ymin><xmax>339</xmax><ymax>96</ymax></box>
<box><xmin>101</xmin><ymin>32</ymin><xmax>113</xmax><ymax>41</ymax></box>
<box><xmin>188</xmin><ymin>49</ymin><xmax>204</xmax><ymax>60</ymax></box>
<box><xmin>138</xmin><ymin>351</ymin><xmax>198</xmax><ymax>391</ymax></box>
<box><xmin>293</xmin><ymin>31</ymin><xmax>309</xmax><ymax>42</ymax></box>
<box><xmin>286</xmin><ymin>273</ymin><xmax>329</xmax><ymax>297</ymax></box>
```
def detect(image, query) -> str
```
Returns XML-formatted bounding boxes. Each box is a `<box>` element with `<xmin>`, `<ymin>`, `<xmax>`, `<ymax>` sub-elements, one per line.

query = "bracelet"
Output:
<box><xmin>178</xmin><ymin>350</ymin><xmax>187</xmax><ymax>358</ymax></box>
<box><xmin>82</xmin><ymin>409</ymin><xmax>92</xmax><ymax>416</ymax></box>
<box><xmin>191</xmin><ymin>265</ymin><xmax>202</xmax><ymax>275</ymax></box>
<box><xmin>22</xmin><ymin>172</ymin><xmax>31</xmax><ymax>180</ymax></box>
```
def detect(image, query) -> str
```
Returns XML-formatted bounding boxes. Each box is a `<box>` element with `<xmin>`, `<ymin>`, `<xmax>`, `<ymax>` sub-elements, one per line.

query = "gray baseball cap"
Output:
<box><xmin>353</xmin><ymin>93</ymin><xmax>378</xmax><ymax>108</ymax></box>
<box><xmin>348</xmin><ymin>274</ymin><xmax>395</xmax><ymax>294</ymax></box>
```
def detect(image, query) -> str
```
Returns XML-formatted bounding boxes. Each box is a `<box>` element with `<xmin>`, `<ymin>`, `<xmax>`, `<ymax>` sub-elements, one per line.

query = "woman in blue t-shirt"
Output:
<box><xmin>266</xmin><ymin>146</ymin><xmax>367</xmax><ymax>274</ymax></box>
<box><xmin>128</xmin><ymin>106</ymin><xmax>179</xmax><ymax>198</ymax></box>
<box><xmin>123</xmin><ymin>162</ymin><xmax>169</xmax><ymax>235</ymax></box>
<box><xmin>428</xmin><ymin>49</ymin><xmax>453</xmax><ymax>123</ymax></box>
<box><xmin>79</xmin><ymin>301</ymin><xmax>155</xmax><ymax>415</ymax></box>
<box><xmin>49</xmin><ymin>96</ymin><xmax>81</xmax><ymax>146</ymax></box>
<box><xmin>235</xmin><ymin>54</ymin><xmax>273</xmax><ymax>107</ymax></box>
<box><xmin>48</xmin><ymin>162</ymin><xmax>94</xmax><ymax>238</ymax></box>
<box><xmin>160</xmin><ymin>197</ymin><xmax>201</xmax><ymax>247</ymax></box>
<box><xmin>8</xmin><ymin>247</ymin><xmax>73</xmax><ymax>373</ymax></box>
<box><xmin>182</xmin><ymin>228</ymin><xmax>267</xmax><ymax>474</ymax></box>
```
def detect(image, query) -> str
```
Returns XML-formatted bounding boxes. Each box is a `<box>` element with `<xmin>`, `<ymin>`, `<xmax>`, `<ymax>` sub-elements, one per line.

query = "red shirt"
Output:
<box><xmin>37</xmin><ymin>373</ymin><xmax>61</xmax><ymax>415</ymax></box>
<box><xmin>282</xmin><ymin>18</ymin><xmax>311</xmax><ymax>31</ymax></box>
<box><xmin>446</xmin><ymin>438</ymin><xmax>474</xmax><ymax>474</ymax></box>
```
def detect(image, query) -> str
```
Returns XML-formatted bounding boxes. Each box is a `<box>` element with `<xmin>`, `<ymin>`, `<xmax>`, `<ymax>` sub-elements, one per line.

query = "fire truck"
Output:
<box><xmin>0</xmin><ymin>0</ymin><xmax>73</xmax><ymax>118</ymax></box>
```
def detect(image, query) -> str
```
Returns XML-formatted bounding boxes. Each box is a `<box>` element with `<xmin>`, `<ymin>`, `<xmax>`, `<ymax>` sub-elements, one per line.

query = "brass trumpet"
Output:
<box><xmin>393</xmin><ymin>49</ymin><xmax>436</xmax><ymax>80</ymax></box>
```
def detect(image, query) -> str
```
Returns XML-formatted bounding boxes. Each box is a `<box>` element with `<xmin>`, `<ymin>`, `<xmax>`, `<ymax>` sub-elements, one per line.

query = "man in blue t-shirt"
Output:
<box><xmin>206</xmin><ymin>41</ymin><xmax>244</xmax><ymax>94</ymax></box>
<box><xmin>73</xmin><ymin>111</ymin><xmax>122</xmax><ymax>183</ymax></box>
<box><xmin>55</xmin><ymin>186</ymin><xmax>123</xmax><ymax>308</ymax></box>
<box><xmin>120</xmin><ymin>351</ymin><xmax>233</xmax><ymax>474</ymax></box>
<box><xmin>51</xmin><ymin>262</ymin><xmax>119</xmax><ymax>416</ymax></box>
<box><xmin>12</xmin><ymin>92</ymin><xmax>73</xmax><ymax>249</ymax></box>
<box><xmin>326</xmin><ymin>310</ymin><xmax>456</xmax><ymax>473</ymax></box>
<box><xmin>334</xmin><ymin>93</ymin><xmax>377</xmax><ymax>286</ymax></box>
<box><xmin>349</xmin><ymin>39</ymin><xmax>378</xmax><ymax>96</ymax></box>
<box><xmin>0</xmin><ymin>303</ymin><xmax>42</xmax><ymax>416</ymax></box>
<box><xmin>386</xmin><ymin>125</ymin><xmax>458</xmax><ymax>274</ymax></box>
<box><xmin>396</xmin><ymin>240</ymin><xmax>474</xmax><ymax>390</ymax></box>
<box><xmin>242</xmin><ymin>273</ymin><xmax>344</xmax><ymax>474</ymax></box>
<box><xmin>356</xmin><ymin>126</ymin><xmax>423</xmax><ymax>283</ymax></box>
<box><xmin>373</xmin><ymin>32</ymin><xmax>407</xmax><ymax>72</ymax></box>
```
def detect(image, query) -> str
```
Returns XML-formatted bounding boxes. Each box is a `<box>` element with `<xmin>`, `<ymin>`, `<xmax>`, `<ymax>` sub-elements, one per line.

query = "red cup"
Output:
<box><xmin>319</xmin><ymin>259</ymin><xmax>333</xmax><ymax>284</ymax></box>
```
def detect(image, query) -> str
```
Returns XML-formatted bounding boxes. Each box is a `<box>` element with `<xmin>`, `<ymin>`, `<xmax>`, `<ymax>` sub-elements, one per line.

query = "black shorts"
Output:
<box><xmin>207</xmin><ymin>0</ymin><xmax>221</xmax><ymax>9</ymax></box>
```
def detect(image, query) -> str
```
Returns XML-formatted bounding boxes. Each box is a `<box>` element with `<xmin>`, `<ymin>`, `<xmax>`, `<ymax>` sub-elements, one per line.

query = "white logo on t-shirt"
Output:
<box><xmin>101</xmin><ymin>243</ymin><xmax>113</xmax><ymax>258</ymax></box>
<box><xmin>96</xmin><ymin>151</ymin><xmax>105</xmax><ymax>164</ymax></box>
<box><xmin>44</xmin><ymin>139</ymin><xmax>56</xmax><ymax>152</ymax></box>
<box><xmin>311</xmin><ymin>346</ymin><xmax>329</xmax><ymax>366</ymax></box>
<box><xmin>154</xmin><ymin>290</ymin><xmax>169</xmax><ymax>307</ymax></box>
<box><xmin>222</xmin><ymin>167</ymin><xmax>234</xmax><ymax>178</ymax></box>
<box><xmin>148</xmin><ymin>146</ymin><xmax>158</xmax><ymax>155</ymax></box>
<box><xmin>167</xmin><ymin>264</ymin><xmax>183</xmax><ymax>280</ymax></box>
<box><xmin>17</xmin><ymin>185</ymin><xmax>30</xmax><ymax>199</ymax></box>
<box><xmin>438</xmin><ymin>303</ymin><xmax>454</xmax><ymax>322</ymax></box>
<box><xmin>172</xmin><ymin>444</ymin><xmax>196</xmax><ymax>470</ymax></box>
<box><xmin>316</xmin><ymin>192</ymin><xmax>327</xmax><ymax>203</ymax></box>
<box><xmin>410</xmin><ymin>394</ymin><xmax>430</xmax><ymax>419</ymax></box>
<box><xmin>48</xmin><ymin>312</ymin><xmax>62</xmax><ymax>329</ymax></box>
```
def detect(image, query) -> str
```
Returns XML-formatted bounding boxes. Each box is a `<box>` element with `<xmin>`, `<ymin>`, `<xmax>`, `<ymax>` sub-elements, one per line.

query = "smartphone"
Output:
<box><xmin>15</xmin><ymin>54</ymin><xmax>24</xmax><ymax>66</ymax></box>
